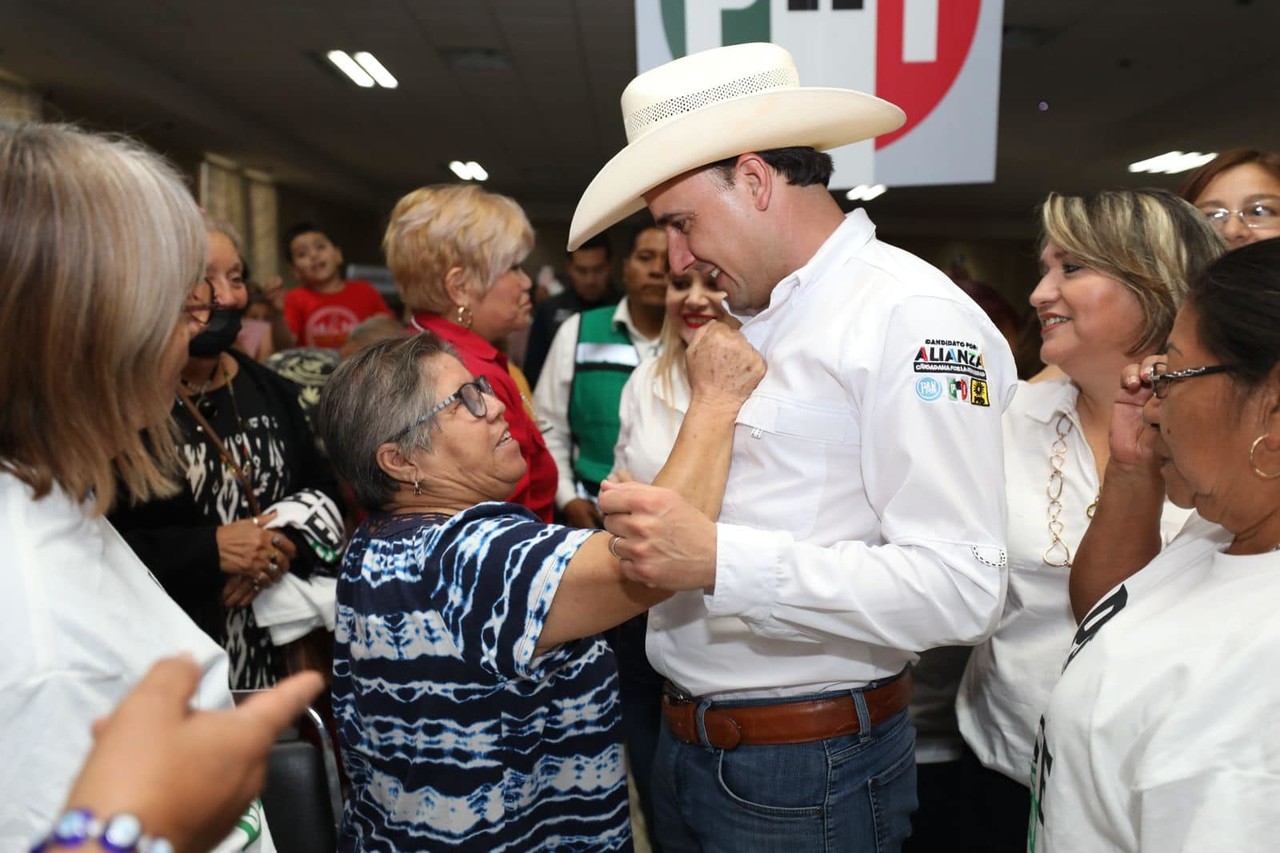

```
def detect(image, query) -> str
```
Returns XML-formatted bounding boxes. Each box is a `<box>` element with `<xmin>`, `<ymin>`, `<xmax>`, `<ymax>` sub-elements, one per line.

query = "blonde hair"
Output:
<box><xmin>0</xmin><ymin>123</ymin><xmax>206</xmax><ymax>514</ymax></box>
<box><xmin>383</xmin><ymin>184</ymin><xmax>533</xmax><ymax>313</ymax></box>
<box><xmin>1040</xmin><ymin>189</ymin><xmax>1225</xmax><ymax>354</ymax></box>
<box><xmin>654</xmin><ymin>306</ymin><xmax>688</xmax><ymax>403</ymax></box>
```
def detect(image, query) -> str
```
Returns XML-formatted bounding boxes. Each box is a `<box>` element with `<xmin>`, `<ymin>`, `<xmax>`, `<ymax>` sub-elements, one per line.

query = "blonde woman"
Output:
<box><xmin>384</xmin><ymin>184</ymin><xmax>557</xmax><ymax>522</ymax></box>
<box><xmin>612</xmin><ymin>269</ymin><xmax>736</xmax><ymax>483</ymax></box>
<box><xmin>953</xmin><ymin>189</ymin><xmax>1224</xmax><ymax>849</ymax></box>
<box><xmin>0</xmin><ymin>123</ymin><xmax>276</xmax><ymax>850</ymax></box>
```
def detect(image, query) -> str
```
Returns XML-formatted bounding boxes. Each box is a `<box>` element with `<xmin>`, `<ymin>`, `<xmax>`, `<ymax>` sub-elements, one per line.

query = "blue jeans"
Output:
<box><xmin>651</xmin><ymin>700</ymin><xmax>917</xmax><ymax>853</ymax></box>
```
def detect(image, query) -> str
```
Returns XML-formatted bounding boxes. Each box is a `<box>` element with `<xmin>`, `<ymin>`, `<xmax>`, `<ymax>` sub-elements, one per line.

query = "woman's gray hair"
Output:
<box><xmin>0</xmin><ymin>122</ymin><xmax>205</xmax><ymax>514</ymax></box>
<box><xmin>317</xmin><ymin>332</ymin><xmax>456</xmax><ymax>511</ymax></box>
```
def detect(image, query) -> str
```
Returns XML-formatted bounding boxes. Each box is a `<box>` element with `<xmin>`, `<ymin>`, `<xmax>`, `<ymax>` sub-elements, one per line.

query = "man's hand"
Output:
<box><xmin>62</xmin><ymin>657</ymin><xmax>323</xmax><ymax>853</ymax></box>
<box><xmin>598</xmin><ymin>481</ymin><xmax>717</xmax><ymax>590</ymax></box>
<box><xmin>562</xmin><ymin>497</ymin><xmax>603</xmax><ymax>529</ymax></box>
<box><xmin>685</xmin><ymin>321</ymin><xmax>765</xmax><ymax>411</ymax></box>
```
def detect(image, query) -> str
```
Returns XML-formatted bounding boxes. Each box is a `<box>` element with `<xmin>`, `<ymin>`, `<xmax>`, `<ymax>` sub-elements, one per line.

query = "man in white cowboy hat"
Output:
<box><xmin>582</xmin><ymin>43</ymin><xmax>1016</xmax><ymax>851</ymax></box>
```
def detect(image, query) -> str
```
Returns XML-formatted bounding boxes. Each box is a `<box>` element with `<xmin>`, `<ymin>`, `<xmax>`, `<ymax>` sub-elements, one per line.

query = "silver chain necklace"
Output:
<box><xmin>1044</xmin><ymin>413</ymin><xmax>1099</xmax><ymax>567</ymax></box>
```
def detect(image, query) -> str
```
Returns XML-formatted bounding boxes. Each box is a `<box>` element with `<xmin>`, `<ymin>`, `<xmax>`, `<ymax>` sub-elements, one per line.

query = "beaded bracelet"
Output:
<box><xmin>29</xmin><ymin>809</ymin><xmax>173</xmax><ymax>853</ymax></box>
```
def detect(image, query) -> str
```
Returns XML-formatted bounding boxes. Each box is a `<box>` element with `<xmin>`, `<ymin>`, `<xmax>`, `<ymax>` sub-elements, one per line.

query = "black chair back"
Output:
<box><xmin>259</xmin><ymin>705</ymin><xmax>344</xmax><ymax>853</ymax></box>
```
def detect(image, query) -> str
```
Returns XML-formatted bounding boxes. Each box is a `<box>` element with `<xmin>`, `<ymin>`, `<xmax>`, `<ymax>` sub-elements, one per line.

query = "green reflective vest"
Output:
<box><xmin>568</xmin><ymin>306</ymin><xmax>640</xmax><ymax>494</ymax></box>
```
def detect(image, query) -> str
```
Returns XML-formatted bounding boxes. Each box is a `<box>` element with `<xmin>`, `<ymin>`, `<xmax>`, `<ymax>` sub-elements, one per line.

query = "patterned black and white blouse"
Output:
<box><xmin>110</xmin><ymin>350</ymin><xmax>341</xmax><ymax>689</ymax></box>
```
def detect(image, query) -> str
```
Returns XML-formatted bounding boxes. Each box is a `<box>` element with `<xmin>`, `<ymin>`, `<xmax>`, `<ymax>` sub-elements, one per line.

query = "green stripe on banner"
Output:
<box><xmin>723</xmin><ymin>0</ymin><xmax>770</xmax><ymax>46</ymax></box>
<box><xmin>660</xmin><ymin>0</ymin><xmax>684</xmax><ymax>56</ymax></box>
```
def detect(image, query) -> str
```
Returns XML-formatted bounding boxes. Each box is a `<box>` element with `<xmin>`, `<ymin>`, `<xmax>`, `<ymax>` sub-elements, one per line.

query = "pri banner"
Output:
<box><xmin>634</xmin><ymin>0</ymin><xmax>1004</xmax><ymax>189</ymax></box>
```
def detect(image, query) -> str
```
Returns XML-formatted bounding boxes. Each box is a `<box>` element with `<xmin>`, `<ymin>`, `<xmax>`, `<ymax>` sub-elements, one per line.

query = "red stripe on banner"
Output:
<box><xmin>875</xmin><ymin>0</ymin><xmax>981</xmax><ymax>149</ymax></box>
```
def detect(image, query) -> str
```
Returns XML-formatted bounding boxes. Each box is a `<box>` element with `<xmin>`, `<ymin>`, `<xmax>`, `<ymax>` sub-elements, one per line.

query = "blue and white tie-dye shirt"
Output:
<box><xmin>333</xmin><ymin>502</ymin><xmax>631</xmax><ymax>852</ymax></box>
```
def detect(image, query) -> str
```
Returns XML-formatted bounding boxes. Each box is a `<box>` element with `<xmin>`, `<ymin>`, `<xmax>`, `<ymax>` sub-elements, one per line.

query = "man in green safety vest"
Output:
<box><xmin>533</xmin><ymin>226</ymin><xmax>669</xmax><ymax>529</ymax></box>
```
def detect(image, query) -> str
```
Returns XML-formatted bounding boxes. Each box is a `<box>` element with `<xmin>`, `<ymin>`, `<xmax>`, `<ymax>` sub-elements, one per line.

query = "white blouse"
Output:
<box><xmin>956</xmin><ymin>377</ymin><xmax>1191</xmax><ymax>784</ymax></box>
<box><xmin>611</xmin><ymin>356</ymin><xmax>689</xmax><ymax>485</ymax></box>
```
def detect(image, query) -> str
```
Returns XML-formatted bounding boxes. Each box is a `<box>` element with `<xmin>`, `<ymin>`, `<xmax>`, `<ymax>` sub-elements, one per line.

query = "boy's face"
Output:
<box><xmin>289</xmin><ymin>231</ymin><xmax>344</xmax><ymax>285</ymax></box>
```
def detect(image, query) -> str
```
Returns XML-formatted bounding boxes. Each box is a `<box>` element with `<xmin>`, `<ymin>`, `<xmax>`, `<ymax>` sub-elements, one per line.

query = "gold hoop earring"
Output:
<box><xmin>455</xmin><ymin>304</ymin><xmax>473</xmax><ymax>329</ymax></box>
<box><xmin>1250</xmin><ymin>435</ymin><xmax>1280</xmax><ymax>480</ymax></box>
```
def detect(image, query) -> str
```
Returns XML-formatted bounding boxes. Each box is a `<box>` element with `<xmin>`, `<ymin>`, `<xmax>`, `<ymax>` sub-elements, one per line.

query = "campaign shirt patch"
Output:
<box><xmin>914</xmin><ymin>339</ymin><xmax>987</xmax><ymax>380</ymax></box>
<box><xmin>916</xmin><ymin>374</ymin><xmax>990</xmax><ymax>407</ymax></box>
<box><xmin>915</xmin><ymin>376</ymin><xmax>943</xmax><ymax>401</ymax></box>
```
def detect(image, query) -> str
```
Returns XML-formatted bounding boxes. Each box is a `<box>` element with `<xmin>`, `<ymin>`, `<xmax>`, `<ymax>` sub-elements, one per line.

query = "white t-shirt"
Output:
<box><xmin>0</xmin><ymin>472</ymin><xmax>268</xmax><ymax>850</ymax></box>
<box><xmin>957</xmin><ymin>378</ymin><xmax>1191</xmax><ymax>783</ymax></box>
<box><xmin>612</xmin><ymin>356</ymin><xmax>689</xmax><ymax>485</ymax></box>
<box><xmin>1030</xmin><ymin>515</ymin><xmax>1280</xmax><ymax>852</ymax></box>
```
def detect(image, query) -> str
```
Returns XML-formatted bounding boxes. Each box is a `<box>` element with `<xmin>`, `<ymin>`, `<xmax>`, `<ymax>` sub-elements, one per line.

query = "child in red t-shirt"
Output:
<box><xmin>283</xmin><ymin>222</ymin><xmax>393</xmax><ymax>348</ymax></box>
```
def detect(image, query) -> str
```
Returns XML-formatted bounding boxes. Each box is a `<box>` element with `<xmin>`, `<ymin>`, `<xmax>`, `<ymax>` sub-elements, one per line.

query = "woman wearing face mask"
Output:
<box><xmin>110</xmin><ymin>220</ymin><xmax>345</xmax><ymax>691</ymax></box>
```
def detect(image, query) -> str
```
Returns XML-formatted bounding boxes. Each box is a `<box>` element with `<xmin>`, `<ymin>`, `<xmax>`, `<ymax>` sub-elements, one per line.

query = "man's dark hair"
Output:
<box><xmin>283</xmin><ymin>221</ymin><xmax>333</xmax><ymax>261</ymax></box>
<box><xmin>628</xmin><ymin>225</ymin><xmax>664</xmax><ymax>255</ymax></box>
<box><xmin>708</xmin><ymin>146</ymin><xmax>834</xmax><ymax>189</ymax></box>
<box><xmin>570</xmin><ymin>231</ymin><xmax>612</xmax><ymax>261</ymax></box>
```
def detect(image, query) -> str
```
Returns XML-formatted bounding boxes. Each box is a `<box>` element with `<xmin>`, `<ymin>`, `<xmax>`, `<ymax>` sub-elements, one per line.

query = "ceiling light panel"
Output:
<box><xmin>845</xmin><ymin>184</ymin><xmax>888</xmax><ymax>201</ymax></box>
<box><xmin>1127</xmin><ymin>151</ymin><xmax>1217</xmax><ymax>175</ymax></box>
<box><xmin>327</xmin><ymin>50</ymin><xmax>375</xmax><ymax>87</ymax></box>
<box><xmin>353</xmin><ymin>52</ymin><xmax>398</xmax><ymax>89</ymax></box>
<box><xmin>449</xmin><ymin>160</ymin><xmax>489</xmax><ymax>181</ymax></box>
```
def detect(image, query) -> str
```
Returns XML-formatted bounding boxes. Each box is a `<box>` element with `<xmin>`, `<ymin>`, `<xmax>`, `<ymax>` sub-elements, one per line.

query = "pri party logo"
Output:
<box><xmin>636</xmin><ymin>0</ymin><xmax>1003</xmax><ymax>188</ymax></box>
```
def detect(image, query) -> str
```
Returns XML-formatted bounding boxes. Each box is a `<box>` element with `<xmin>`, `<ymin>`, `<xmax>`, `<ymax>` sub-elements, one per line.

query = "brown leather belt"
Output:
<box><xmin>661</xmin><ymin>672</ymin><xmax>913</xmax><ymax>750</ymax></box>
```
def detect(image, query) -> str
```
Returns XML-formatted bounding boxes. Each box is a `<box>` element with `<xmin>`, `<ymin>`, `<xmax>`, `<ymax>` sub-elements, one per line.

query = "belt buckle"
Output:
<box><xmin>709</xmin><ymin>712</ymin><xmax>743</xmax><ymax>750</ymax></box>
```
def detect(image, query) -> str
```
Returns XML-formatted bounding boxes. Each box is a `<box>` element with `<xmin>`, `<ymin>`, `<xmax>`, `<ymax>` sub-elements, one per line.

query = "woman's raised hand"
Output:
<box><xmin>684</xmin><ymin>321</ymin><xmax>765</xmax><ymax>411</ymax></box>
<box><xmin>1110</xmin><ymin>355</ymin><xmax>1166</xmax><ymax>472</ymax></box>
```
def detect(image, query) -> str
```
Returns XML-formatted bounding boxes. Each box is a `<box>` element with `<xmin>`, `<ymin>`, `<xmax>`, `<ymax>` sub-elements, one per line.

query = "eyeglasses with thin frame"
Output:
<box><xmin>1197</xmin><ymin>197</ymin><xmax>1280</xmax><ymax>232</ymax></box>
<box><xmin>184</xmin><ymin>277</ymin><xmax>218</xmax><ymax>326</ymax></box>
<box><xmin>386</xmin><ymin>375</ymin><xmax>495</xmax><ymax>443</ymax></box>
<box><xmin>1150</xmin><ymin>362</ymin><xmax>1236</xmax><ymax>399</ymax></box>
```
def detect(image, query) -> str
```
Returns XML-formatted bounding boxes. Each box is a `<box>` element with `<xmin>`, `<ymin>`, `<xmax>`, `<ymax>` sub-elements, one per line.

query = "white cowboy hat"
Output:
<box><xmin>568</xmin><ymin>42</ymin><xmax>906</xmax><ymax>250</ymax></box>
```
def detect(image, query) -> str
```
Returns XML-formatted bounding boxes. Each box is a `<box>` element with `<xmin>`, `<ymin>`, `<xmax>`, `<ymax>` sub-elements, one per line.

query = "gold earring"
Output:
<box><xmin>455</xmin><ymin>304</ymin><xmax>473</xmax><ymax>329</ymax></box>
<box><xmin>1250</xmin><ymin>435</ymin><xmax>1280</xmax><ymax>480</ymax></box>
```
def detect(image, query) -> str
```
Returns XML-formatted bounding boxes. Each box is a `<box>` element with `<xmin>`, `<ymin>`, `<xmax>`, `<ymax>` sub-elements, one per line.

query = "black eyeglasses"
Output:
<box><xmin>386</xmin><ymin>376</ymin><xmax>495</xmax><ymax>442</ymax></box>
<box><xmin>1150</xmin><ymin>362</ymin><xmax>1236</xmax><ymax>399</ymax></box>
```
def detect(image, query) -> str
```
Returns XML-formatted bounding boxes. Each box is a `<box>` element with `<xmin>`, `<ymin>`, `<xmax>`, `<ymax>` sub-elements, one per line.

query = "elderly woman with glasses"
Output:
<box><xmin>318</xmin><ymin>325</ymin><xmax>762</xmax><ymax>852</ymax></box>
<box><xmin>1028</xmin><ymin>237</ymin><xmax>1280</xmax><ymax>851</ymax></box>
<box><xmin>384</xmin><ymin>183</ymin><xmax>558</xmax><ymax>523</ymax></box>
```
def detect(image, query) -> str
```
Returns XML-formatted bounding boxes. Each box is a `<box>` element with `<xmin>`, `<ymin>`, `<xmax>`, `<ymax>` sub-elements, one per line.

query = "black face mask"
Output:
<box><xmin>188</xmin><ymin>308</ymin><xmax>242</xmax><ymax>357</ymax></box>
